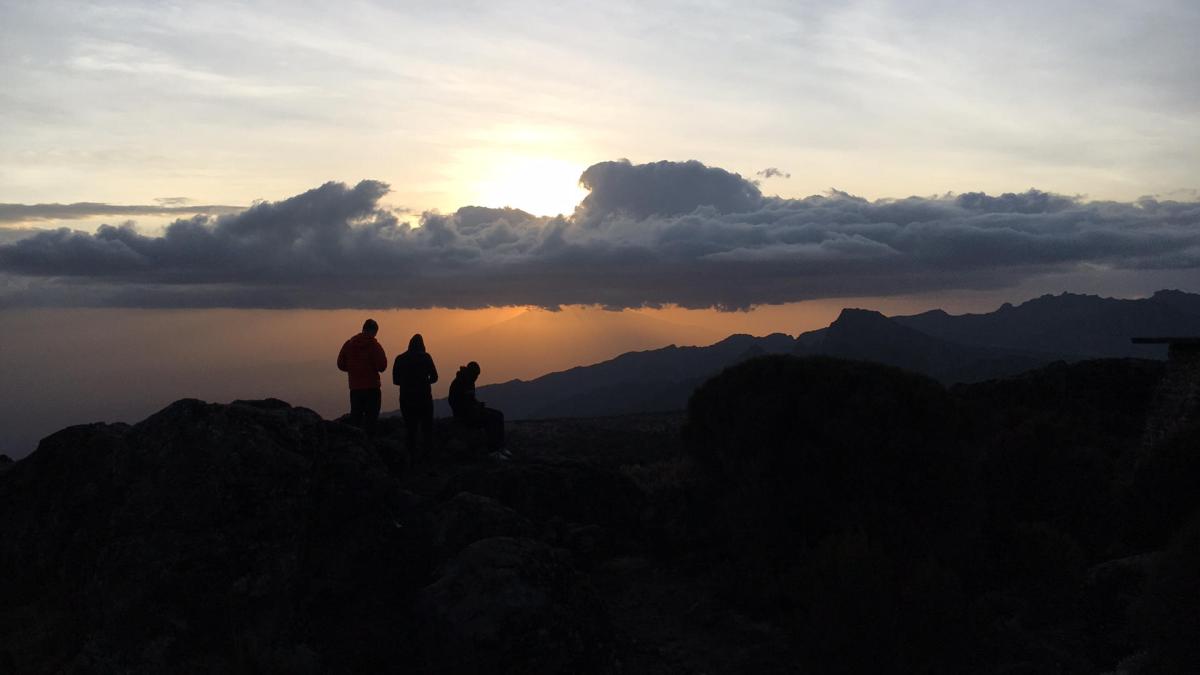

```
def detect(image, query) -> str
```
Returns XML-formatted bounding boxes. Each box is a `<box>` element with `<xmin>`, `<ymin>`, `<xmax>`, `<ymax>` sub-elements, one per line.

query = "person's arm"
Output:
<box><xmin>337</xmin><ymin>341</ymin><xmax>348</xmax><ymax>372</ymax></box>
<box><xmin>427</xmin><ymin>355</ymin><xmax>438</xmax><ymax>385</ymax></box>
<box><xmin>374</xmin><ymin>342</ymin><xmax>387</xmax><ymax>372</ymax></box>
<box><xmin>392</xmin><ymin>355</ymin><xmax>402</xmax><ymax>386</ymax></box>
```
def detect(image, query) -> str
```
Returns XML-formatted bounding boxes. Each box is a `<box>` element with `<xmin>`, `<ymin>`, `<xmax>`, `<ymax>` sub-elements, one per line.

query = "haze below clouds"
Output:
<box><xmin>0</xmin><ymin>304</ymin><xmax>741</xmax><ymax>458</ymax></box>
<box><xmin>0</xmin><ymin>282</ymin><xmax>1182</xmax><ymax>460</ymax></box>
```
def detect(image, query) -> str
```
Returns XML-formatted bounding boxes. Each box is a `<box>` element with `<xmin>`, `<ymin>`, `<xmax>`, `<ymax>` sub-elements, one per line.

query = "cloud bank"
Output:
<box><xmin>0</xmin><ymin>201</ymin><xmax>244</xmax><ymax>224</ymax></box>
<box><xmin>1</xmin><ymin>159</ymin><xmax>1199</xmax><ymax>310</ymax></box>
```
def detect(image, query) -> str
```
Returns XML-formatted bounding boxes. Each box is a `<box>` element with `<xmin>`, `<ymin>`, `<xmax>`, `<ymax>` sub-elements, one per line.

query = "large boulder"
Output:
<box><xmin>426</xmin><ymin>492</ymin><xmax>538</xmax><ymax>564</ymax></box>
<box><xmin>0</xmin><ymin>398</ymin><xmax>427</xmax><ymax>674</ymax></box>
<box><xmin>417</xmin><ymin>536</ymin><xmax>614</xmax><ymax>674</ymax></box>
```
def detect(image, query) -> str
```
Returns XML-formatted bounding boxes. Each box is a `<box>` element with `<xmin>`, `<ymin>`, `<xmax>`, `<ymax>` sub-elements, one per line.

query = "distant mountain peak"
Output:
<box><xmin>831</xmin><ymin>308</ymin><xmax>892</xmax><ymax>327</ymax></box>
<box><xmin>1153</xmin><ymin>289</ymin><xmax>1189</xmax><ymax>298</ymax></box>
<box><xmin>836</xmin><ymin>307</ymin><xmax>885</xmax><ymax>317</ymax></box>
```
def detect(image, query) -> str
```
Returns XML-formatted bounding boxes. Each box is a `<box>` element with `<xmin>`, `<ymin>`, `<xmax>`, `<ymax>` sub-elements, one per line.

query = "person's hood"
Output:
<box><xmin>408</xmin><ymin>334</ymin><xmax>426</xmax><ymax>353</ymax></box>
<box><xmin>349</xmin><ymin>332</ymin><xmax>378</xmax><ymax>347</ymax></box>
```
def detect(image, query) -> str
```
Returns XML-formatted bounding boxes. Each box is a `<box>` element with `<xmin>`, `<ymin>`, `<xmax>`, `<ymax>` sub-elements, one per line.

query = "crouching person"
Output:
<box><xmin>448</xmin><ymin>361</ymin><xmax>506</xmax><ymax>456</ymax></box>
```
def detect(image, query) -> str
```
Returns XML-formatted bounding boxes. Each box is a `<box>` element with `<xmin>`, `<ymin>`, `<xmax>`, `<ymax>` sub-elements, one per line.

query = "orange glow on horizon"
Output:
<box><xmin>0</xmin><ymin>293</ymin><xmax>1021</xmax><ymax>457</ymax></box>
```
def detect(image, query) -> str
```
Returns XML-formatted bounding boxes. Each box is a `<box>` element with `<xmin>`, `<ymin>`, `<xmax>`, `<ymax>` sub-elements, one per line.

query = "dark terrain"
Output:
<box><xmin>2</xmin><ymin>353</ymin><xmax>1199</xmax><ymax>674</ymax></box>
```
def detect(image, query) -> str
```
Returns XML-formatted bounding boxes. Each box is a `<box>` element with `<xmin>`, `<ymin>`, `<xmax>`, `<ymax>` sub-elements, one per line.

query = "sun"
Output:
<box><xmin>473</xmin><ymin>156</ymin><xmax>590</xmax><ymax>217</ymax></box>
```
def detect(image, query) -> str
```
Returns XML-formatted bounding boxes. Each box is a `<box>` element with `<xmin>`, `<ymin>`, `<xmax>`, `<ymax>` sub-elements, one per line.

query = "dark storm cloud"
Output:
<box><xmin>0</xmin><ymin>201</ymin><xmax>244</xmax><ymax>224</ymax></box>
<box><xmin>1</xmin><ymin>160</ymin><xmax>1199</xmax><ymax>310</ymax></box>
<box><xmin>756</xmin><ymin>167</ymin><xmax>791</xmax><ymax>180</ymax></box>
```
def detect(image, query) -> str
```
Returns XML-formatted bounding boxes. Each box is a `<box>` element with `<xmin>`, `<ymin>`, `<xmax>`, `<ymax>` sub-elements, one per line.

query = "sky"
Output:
<box><xmin>1</xmin><ymin>0</ymin><xmax>1199</xmax><ymax>456</ymax></box>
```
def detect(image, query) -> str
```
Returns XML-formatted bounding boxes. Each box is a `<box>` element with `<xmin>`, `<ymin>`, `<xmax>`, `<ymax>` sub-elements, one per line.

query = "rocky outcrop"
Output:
<box><xmin>0</xmin><ymin>398</ymin><xmax>426</xmax><ymax>673</ymax></box>
<box><xmin>426</xmin><ymin>492</ymin><xmax>538</xmax><ymax>565</ymax></box>
<box><xmin>444</xmin><ymin>459</ymin><xmax>645</xmax><ymax>533</ymax></box>
<box><xmin>443</xmin><ymin>459</ymin><xmax>645</xmax><ymax>562</ymax></box>
<box><xmin>0</xmin><ymin>399</ymin><xmax>618</xmax><ymax>674</ymax></box>
<box><xmin>417</xmin><ymin>537</ymin><xmax>614</xmax><ymax>675</ymax></box>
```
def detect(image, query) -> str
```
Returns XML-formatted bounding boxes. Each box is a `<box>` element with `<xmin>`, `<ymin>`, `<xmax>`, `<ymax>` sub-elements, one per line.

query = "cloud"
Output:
<box><xmin>756</xmin><ymin>167</ymin><xmax>791</xmax><ymax>180</ymax></box>
<box><xmin>0</xmin><ymin>201</ymin><xmax>244</xmax><ymax>224</ymax></box>
<box><xmin>575</xmin><ymin>159</ymin><xmax>763</xmax><ymax>222</ymax></box>
<box><xmin>1</xmin><ymin>160</ymin><xmax>1199</xmax><ymax>310</ymax></box>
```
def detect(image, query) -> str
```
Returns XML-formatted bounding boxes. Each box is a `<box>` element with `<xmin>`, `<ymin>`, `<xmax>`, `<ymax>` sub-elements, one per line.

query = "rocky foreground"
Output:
<box><xmin>2</xmin><ymin>356</ymin><xmax>1199</xmax><ymax>674</ymax></box>
<box><xmin>0</xmin><ymin>397</ymin><xmax>783</xmax><ymax>674</ymax></box>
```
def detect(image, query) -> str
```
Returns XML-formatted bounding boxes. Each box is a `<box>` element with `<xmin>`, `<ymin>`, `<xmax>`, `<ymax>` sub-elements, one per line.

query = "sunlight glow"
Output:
<box><xmin>473</xmin><ymin>156</ymin><xmax>590</xmax><ymax>217</ymax></box>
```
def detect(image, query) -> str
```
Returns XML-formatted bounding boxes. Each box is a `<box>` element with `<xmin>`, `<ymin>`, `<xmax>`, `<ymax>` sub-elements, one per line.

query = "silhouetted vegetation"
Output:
<box><xmin>1139</xmin><ymin>515</ymin><xmax>1200</xmax><ymax>674</ymax></box>
<box><xmin>681</xmin><ymin>354</ymin><xmax>1194</xmax><ymax>674</ymax></box>
<box><xmin>686</xmin><ymin>356</ymin><xmax>977</xmax><ymax>672</ymax></box>
<box><xmin>1128</xmin><ymin>419</ymin><xmax>1200</xmax><ymax>550</ymax></box>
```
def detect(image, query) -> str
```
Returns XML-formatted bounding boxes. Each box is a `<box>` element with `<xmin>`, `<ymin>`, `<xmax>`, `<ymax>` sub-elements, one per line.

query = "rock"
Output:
<box><xmin>435</xmin><ymin>418</ymin><xmax>491</xmax><ymax>459</ymax></box>
<box><xmin>426</xmin><ymin>492</ymin><xmax>538</xmax><ymax>564</ymax></box>
<box><xmin>417</xmin><ymin>537</ymin><xmax>614</xmax><ymax>674</ymax></box>
<box><xmin>0</xmin><ymin>454</ymin><xmax>12</xmax><ymax>474</ymax></box>
<box><xmin>0</xmin><ymin>398</ymin><xmax>427</xmax><ymax>674</ymax></box>
<box><xmin>443</xmin><ymin>459</ymin><xmax>645</xmax><ymax>533</ymax></box>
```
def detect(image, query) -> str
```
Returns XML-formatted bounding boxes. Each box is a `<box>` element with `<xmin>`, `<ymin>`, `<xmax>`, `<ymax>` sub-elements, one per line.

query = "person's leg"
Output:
<box><xmin>349</xmin><ymin>389</ymin><xmax>365</xmax><ymax>428</ymax></box>
<box><xmin>364</xmin><ymin>388</ymin><xmax>381</xmax><ymax>435</ymax></box>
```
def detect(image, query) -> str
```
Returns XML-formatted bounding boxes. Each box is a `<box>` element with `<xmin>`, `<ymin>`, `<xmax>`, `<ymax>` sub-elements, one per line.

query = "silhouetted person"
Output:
<box><xmin>337</xmin><ymin>319</ymin><xmax>387</xmax><ymax>434</ymax></box>
<box><xmin>392</xmin><ymin>333</ymin><xmax>438</xmax><ymax>456</ymax></box>
<box><xmin>448</xmin><ymin>361</ymin><xmax>505</xmax><ymax>453</ymax></box>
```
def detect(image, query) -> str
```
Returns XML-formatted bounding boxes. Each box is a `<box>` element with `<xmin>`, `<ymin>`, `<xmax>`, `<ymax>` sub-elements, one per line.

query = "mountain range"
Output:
<box><xmin>436</xmin><ymin>289</ymin><xmax>1200</xmax><ymax>420</ymax></box>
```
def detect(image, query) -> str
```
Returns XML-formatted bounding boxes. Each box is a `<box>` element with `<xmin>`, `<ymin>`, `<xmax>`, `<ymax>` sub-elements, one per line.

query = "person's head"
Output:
<box><xmin>362</xmin><ymin>319</ymin><xmax>379</xmax><ymax>336</ymax></box>
<box><xmin>465</xmin><ymin>361</ymin><xmax>480</xmax><ymax>382</ymax></box>
<box><xmin>409</xmin><ymin>333</ymin><xmax>425</xmax><ymax>353</ymax></box>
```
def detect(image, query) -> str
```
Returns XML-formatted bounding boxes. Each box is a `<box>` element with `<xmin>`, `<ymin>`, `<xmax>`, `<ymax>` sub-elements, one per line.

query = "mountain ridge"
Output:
<box><xmin>433</xmin><ymin>289</ymin><xmax>1198</xmax><ymax>421</ymax></box>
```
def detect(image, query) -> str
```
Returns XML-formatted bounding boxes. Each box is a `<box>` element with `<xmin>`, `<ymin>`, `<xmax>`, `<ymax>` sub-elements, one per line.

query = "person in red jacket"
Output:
<box><xmin>337</xmin><ymin>318</ymin><xmax>387</xmax><ymax>434</ymax></box>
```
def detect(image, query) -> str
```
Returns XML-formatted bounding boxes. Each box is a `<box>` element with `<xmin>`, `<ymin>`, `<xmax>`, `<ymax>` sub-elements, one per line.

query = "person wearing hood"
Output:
<box><xmin>337</xmin><ymin>319</ymin><xmax>387</xmax><ymax>434</ymax></box>
<box><xmin>392</xmin><ymin>333</ymin><xmax>438</xmax><ymax>456</ymax></box>
<box><xmin>448</xmin><ymin>361</ymin><xmax>506</xmax><ymax>454</ymax></box>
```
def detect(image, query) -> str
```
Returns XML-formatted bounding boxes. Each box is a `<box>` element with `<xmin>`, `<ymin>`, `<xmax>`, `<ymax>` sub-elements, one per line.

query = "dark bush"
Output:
<box><xmin>979</xmin><ymin>426</ymin><xmax>1117</xmax><ymax>560</ymax></box>
<box><xmin>1137</xmin><ymin>512</ymin><xmax>1200</xmax><ymax>674</ymax></box>
<box><xmin>956</xmin><ymin>359</ymin><xmax>1165</xmax><ymax>560</ymax></box>
<box><xmin>684</xmin><ymin>355</ymin><xmax>974</xmax><ymax>545</ymax></box>
<box><xmin>684</xmin><ymin>356</ymin><xmax>979</xmax><ymax>672</ymax></box>
<box><xmin>1127</xmin><ymin>421</ymin><xmax>1200</xmax><ymax>550</ymax></box>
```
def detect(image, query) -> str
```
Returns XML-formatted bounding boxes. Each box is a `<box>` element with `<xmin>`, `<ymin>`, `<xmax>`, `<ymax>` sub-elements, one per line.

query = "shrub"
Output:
<box><xmin>1137</xmin><ymin>512</ymin><xmax>1200</xmax><ymax>674</ymax></box>
<box><xmin>1127</xmin><ymin>420</ymin><xmax>1200</xmax><ymax>550</ymax></box>
<box><xmin>684</xmin><ymin>355</ymin><xmax>974</xmax><ymax>546</ymax></box>
<box><xmin>684</xmin><ymin>356</ymin><xmax>979</xmax><ymax>672</ymax></box>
